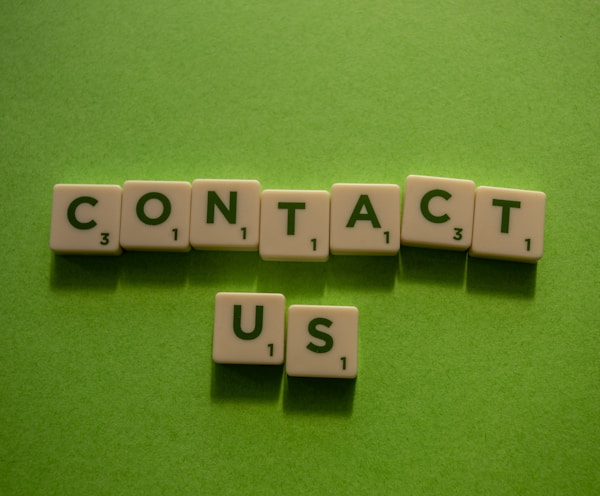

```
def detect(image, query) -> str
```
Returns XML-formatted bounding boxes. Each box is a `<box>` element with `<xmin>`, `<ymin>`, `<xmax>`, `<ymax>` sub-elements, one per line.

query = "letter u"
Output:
<box><xmin>233</xmin><ymin>304</ymin><xmax>264</xmax><ymax>340</ymax></box>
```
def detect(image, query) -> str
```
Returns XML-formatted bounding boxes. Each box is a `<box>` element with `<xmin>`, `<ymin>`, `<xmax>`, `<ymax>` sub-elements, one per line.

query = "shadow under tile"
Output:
<box><xmin>399</xmin><ymin>245</ymin><xmax>467</xmax><ymax>288</ymax></box>
<box><xmin>327</xmin><ymin>255</ymin><xmax>397</xmax><ymax>292</ymax></box>
<box><xmin>466</xmin><ymin>256</ymin><xmax>537</xmax><ymax>298</ymax></box>
<box><xmin>283</xmin><ymin>375</ymin><xmax>355</xmax><ymax>416</ymax></box>
<box><xmin>50</xmin><ymin>254</ymin><xmax>121</xmax><ymax>291</ymax></box>
<box><xmin>188</xmin><ymin>250</ymin><xmax>260</xmax><ymax>289</ymax></box>
<box><xmin>210</xmin><ymin>362</ymin><xmax>283</xmax><ymax>403</ymax></box>
<box><xmin>118</xmin><ymin>251</ymin><xmax>190</xmax><ymax>287</ymax></box>
<box><xmin>257</xmin><ymin>260</ymin><xmax>327</xmax><ymax>297</ymax></box>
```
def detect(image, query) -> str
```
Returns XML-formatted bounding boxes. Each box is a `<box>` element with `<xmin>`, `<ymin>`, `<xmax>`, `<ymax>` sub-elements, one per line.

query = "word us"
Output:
<box><xmin>50</xmin><ymin>176</ymin><xmax>547</xmax><ymax>263</ymax></box>
<box><xmin>213</xmin><ymin>292</ymin><xmax>358</xmax><ymax>379</ymax></box>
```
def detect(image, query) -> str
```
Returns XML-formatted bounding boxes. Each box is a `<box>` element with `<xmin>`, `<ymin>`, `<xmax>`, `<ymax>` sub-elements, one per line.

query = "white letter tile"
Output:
<box><xmin>120</xmin><ymin>180</ymin><xmax>191</xmax><ymax>251</ymax></box>
<box><xmin>50</xmin><ymin>184</ymin><xmax>123</xmax><ymax>255</ymax></box>
<box><xmin>213</xmin><ymin>292</ymin><xmax>286</xmax><ymax>365</ymax></box>
<box><xmin>190</xmin><ymin>179</ymin><xmax>261</xmax><ymax>251</ymax></box>
<box><xmin>470</xmin><ymin>186</ymin><xmax>546</xmax><ymax>262</ymax></box>
<box><xmin>286</xmin><ymin>305</ymin><xmax>358</xmax><ymax>379</ymax></box>
<box><xmin>401</xmin><ymin>175</ymin><xmax>475</xmax><ymax>251</ymax></box>
<box><xmin>259</xmin><ymin>190</ymin><xmax>330</xmax><ymax>261</ymax></box>
<box><xmin>330</xmin><ymin>183</ymin><xmax>400</xmax><ymax>255</ymax></box>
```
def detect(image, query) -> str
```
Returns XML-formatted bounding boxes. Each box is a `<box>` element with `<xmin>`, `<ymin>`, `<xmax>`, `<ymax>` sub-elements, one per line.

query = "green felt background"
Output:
<box><xmin>1</xmin><ymin>1</ymin><xmax>599</xmax><ymax>494</ymax></box>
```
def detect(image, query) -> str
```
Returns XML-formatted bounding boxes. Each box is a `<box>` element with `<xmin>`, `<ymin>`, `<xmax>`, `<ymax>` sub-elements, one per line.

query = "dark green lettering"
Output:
<box><xmin>346</xmin><ymin>194</ymin><xmax>381</xmax><ymax>228</ymax></box>
<box><xmin>306</xmin><ymin>317</ymin><xmax>334</xmax><ymax>354</ymax></box>
<box><xmin>233</xmin><ymin>304</ymin><xmax>264</xmax><ymax>340</ymax></box>
<box><xmin>492</xmin><ymin>199</ymin><xmax>521</xmax><ymax>233</ymax></box>
<box><xmin>207</xmin><ymin>191</ymin><xmax>237</xmax><ymax>224</ymax></box>
<box><xmin>420</xmin><ymin>189</ymin><xmax>451</xmax><ymax>223</ymax></box>
<box><xmin>136</xmin><ymin>192</ymin><xmax>171</xmax><ymax>225</ymax></box>
<box><xmin>67</xmin><ymin>196</ymin><xmax>98</xmax><ymax>230</ymax></box>
<box><xmin>278</xmin><ymin>202</ymin><xmax>305</xmax><ymax>235</ymax></box>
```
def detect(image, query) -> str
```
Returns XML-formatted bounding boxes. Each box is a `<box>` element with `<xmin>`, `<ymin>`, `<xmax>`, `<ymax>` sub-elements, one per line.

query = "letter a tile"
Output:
<box><xmin>330</xmin><ymin>183</ymin><xmax>400</xmax><ymax>255</ymax></box>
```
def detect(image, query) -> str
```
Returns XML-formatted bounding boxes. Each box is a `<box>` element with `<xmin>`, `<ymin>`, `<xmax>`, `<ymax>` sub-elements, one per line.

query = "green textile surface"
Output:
<box><xmin>1</xmin><ymin>1</ymin><xmax>598</xmax><ymax>494</ymax></box>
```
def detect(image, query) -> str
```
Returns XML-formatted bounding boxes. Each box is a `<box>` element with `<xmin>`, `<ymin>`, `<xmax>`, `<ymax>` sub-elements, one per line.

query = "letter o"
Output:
<box><xmin>136</xmin><ymin>192</ymin><xmax>171</xmax><ymax>225</ymax></box>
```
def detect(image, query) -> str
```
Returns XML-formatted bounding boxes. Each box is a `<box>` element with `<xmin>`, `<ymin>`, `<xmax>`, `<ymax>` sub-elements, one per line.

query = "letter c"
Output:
<box><xmin>420</xmin><ymin>189</ymin><xmax>451</xmax><ymax>224</ymax></box>
<box><xmin>67</xmin><ymin>196</ymin><xmax>98</xmax><ymax>230</ymax></box>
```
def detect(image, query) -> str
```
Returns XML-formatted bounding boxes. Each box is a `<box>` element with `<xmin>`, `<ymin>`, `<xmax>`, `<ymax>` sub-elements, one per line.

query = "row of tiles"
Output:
<box><xmin>213</xmin><ymin>292</ymin><xmax>358</xmax><ymax>379</ymax></box>
<box><xmin>50</xmin><ymin>176</ymin><xmax>546</xmax><ymax>262</ymax></box>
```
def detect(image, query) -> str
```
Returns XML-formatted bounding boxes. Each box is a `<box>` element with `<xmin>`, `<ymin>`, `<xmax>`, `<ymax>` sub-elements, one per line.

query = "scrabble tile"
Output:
<box><xmin>120</xmin><ymin>180</ymin><xmax>191</xmax><ymax>251</ymax></box>
<box><xmin>50</xmin><ymin>184</ymin><xmax>123</xmax><ymax>255</ymax></box>
<box><xmin>213</xmin><ymin>292</ymin><xmax>286</xmax><ymax>365</ymax></box>
<box><xmin>401</xmin><ymin>175</ymin><xmax>475</xmax><ymax>250</ymax></box>
<box><xmin>259</xmin><ymin>190</ymin><xmax>330</xmax><ymax>262</ymax></box>
<box><xmin>470</xmin><ymin>186</ymin><xmax>546</xmax><ymax>262</ymax></box>
<box><xmin>330</xmin><ymin>183</ymin><xmax>400</xmax><ymax>255</ymax></box>
<box><xmin>190</xmin><ymin>179</ymin><xmax>261</xmax><ymax>251</ymax></box>
<box><xmin>286</xmin><ymin>305</ymin><xmax>358</xmax><ymax>379</ymax></box>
